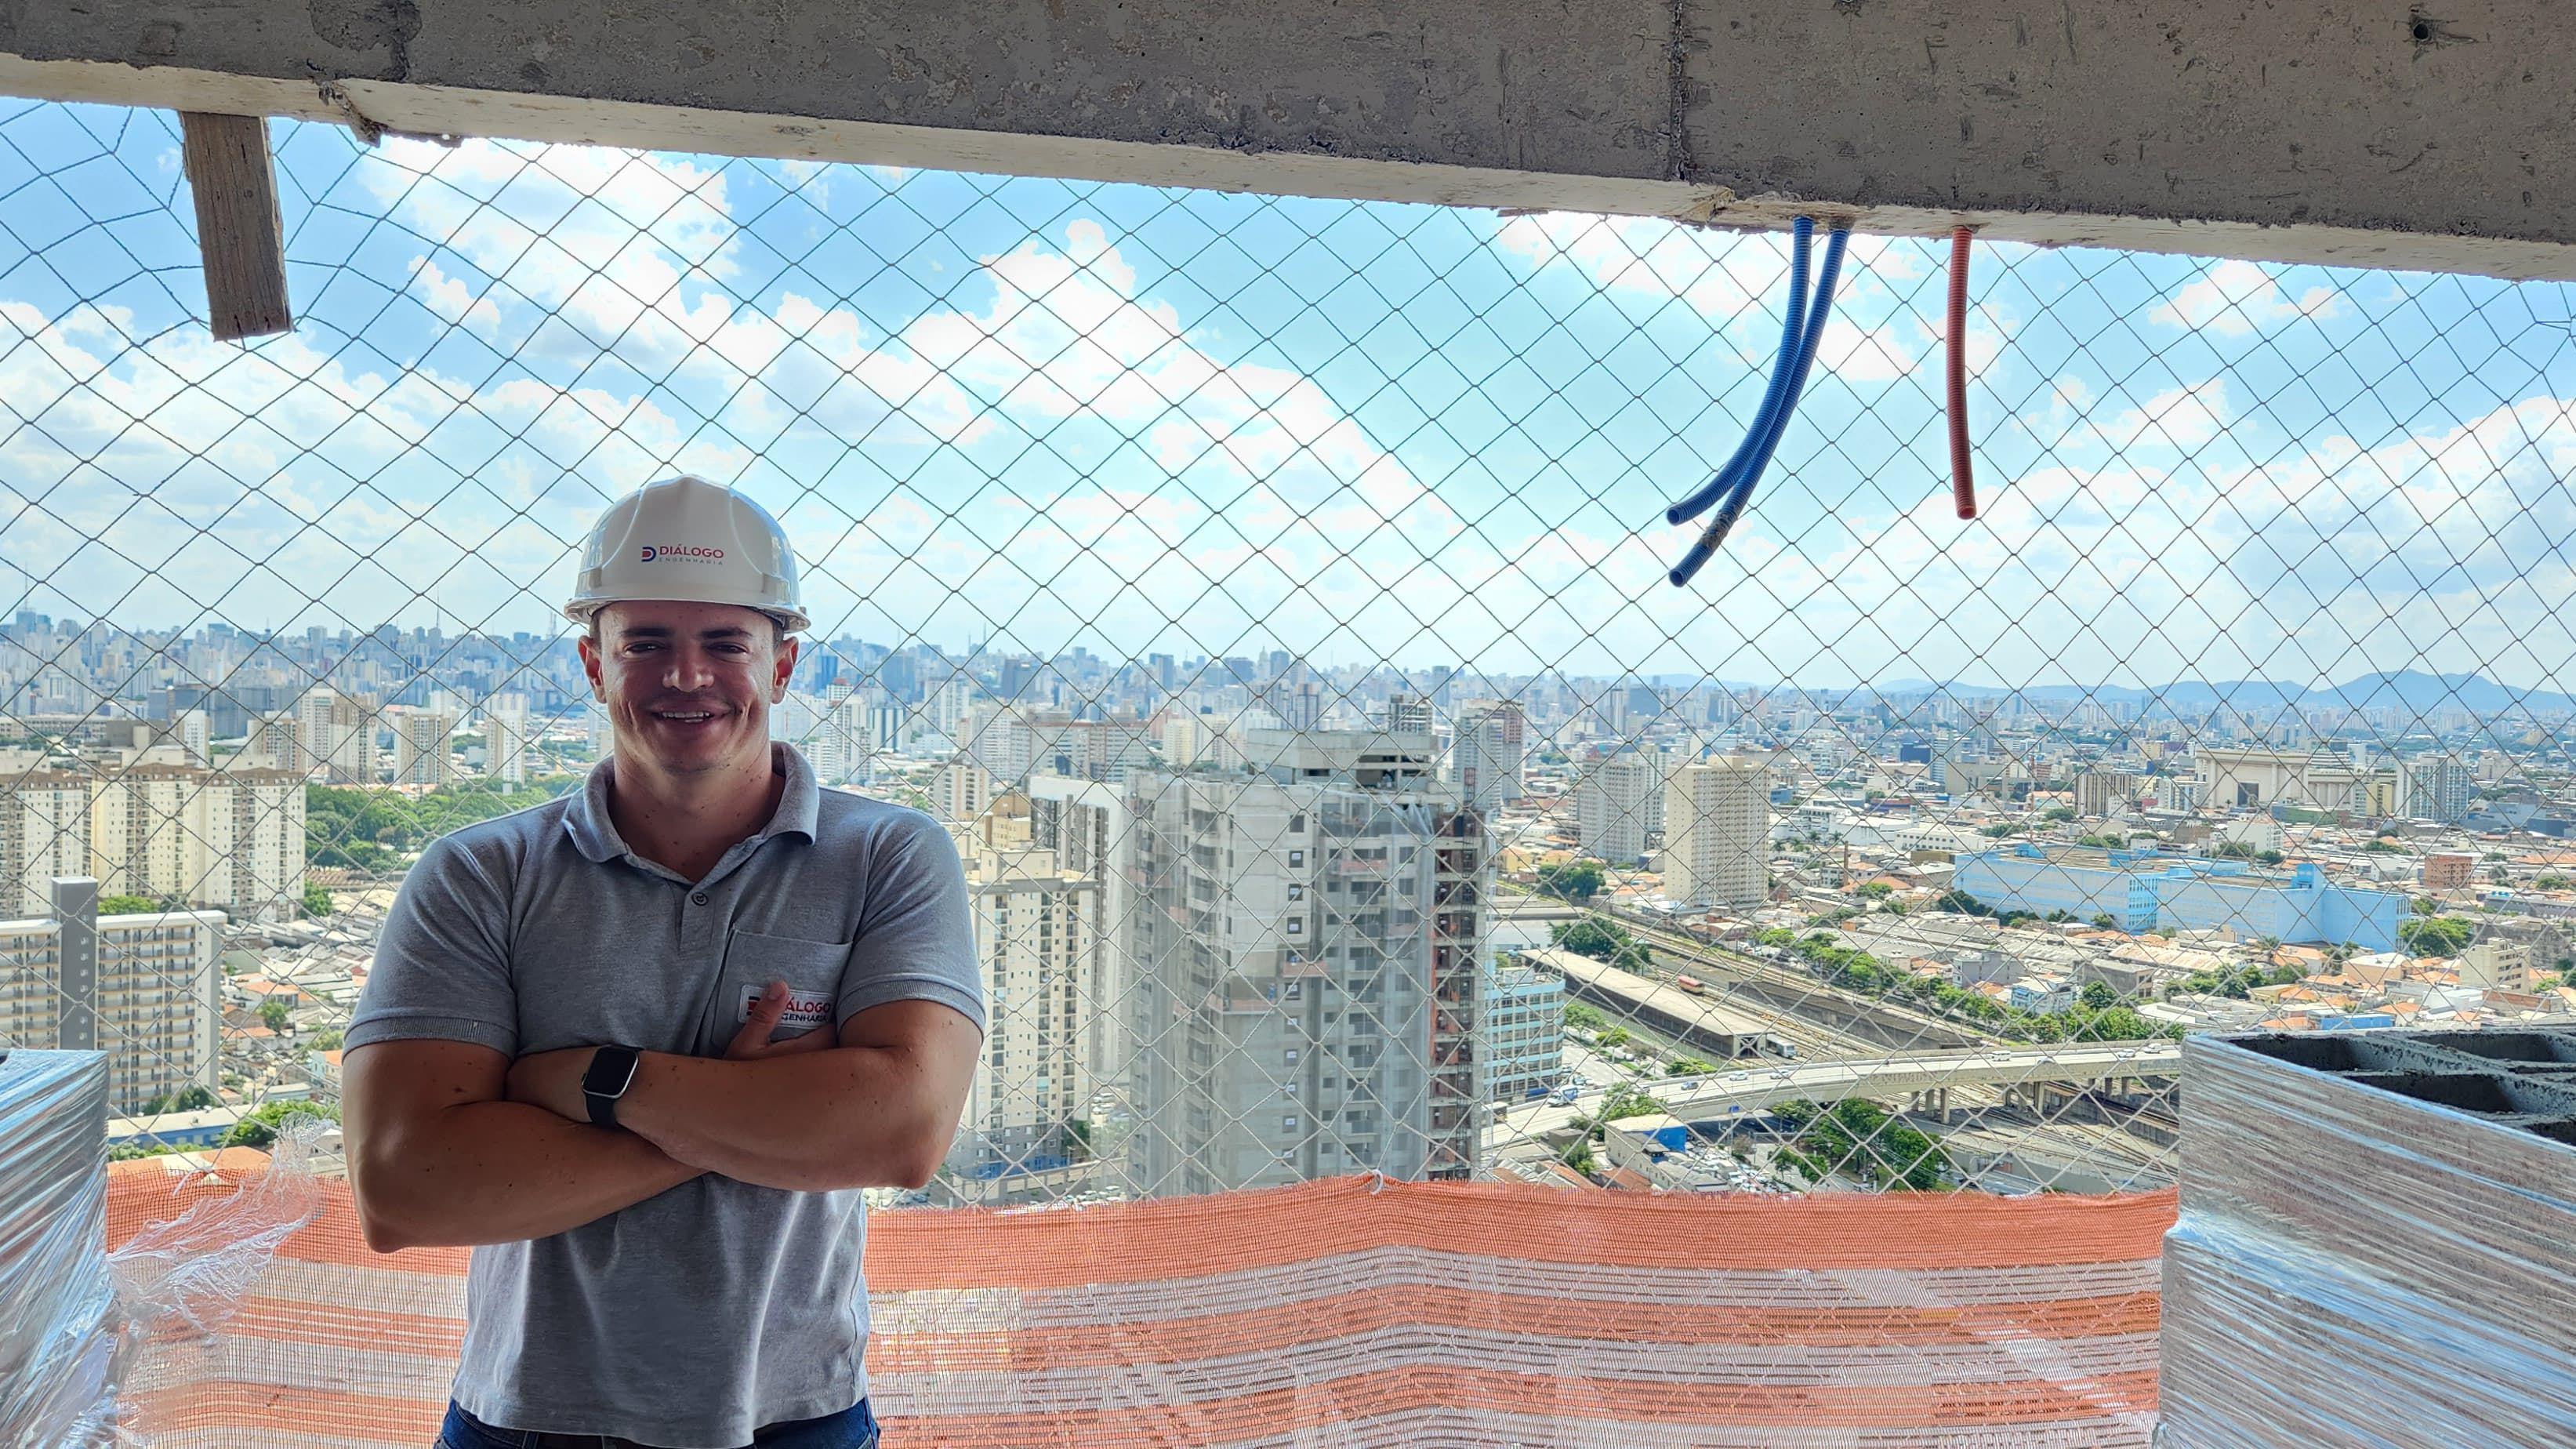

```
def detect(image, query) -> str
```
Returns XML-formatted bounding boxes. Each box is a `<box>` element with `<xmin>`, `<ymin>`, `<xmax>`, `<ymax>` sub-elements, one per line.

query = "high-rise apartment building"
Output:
<box><xmin>935</xmin><ymin>754</ymin><xmax>997</xmax><ymax>825</ymax></box>
<box><xmin>0</xmin><ymin>769</ymin><xmax>92</xmax><ymax>918</ymax></box>
<box><xmin>1382</xmin><ymin>691</ymin><xmax>1433</xmax><ymax>735</ymax></box>
<box><xmin>1483</xmin><ymin>957</ymin><xmax>1565</xmax><ymax>1102</ymax></box>
<box><xmin>86</xmin><ymin>765</ymin><xmax>306</xmax><ymax>918</ymax></box>
<box><xmin>0</xmin><ymin>877</ymin><xmax>222</xmax><ymax>1115</ymax></box>
<box><xmin>2074</xmin><ymin>770</ymin><xmax>2139</xmax><ymax>817</ymax></box>
<box><xmin>1574</xmin><ymin>749</ymin><xmax>1664</xmax><ymax>864</ymax></box>
<box><xmin>784</xmin><ymin>690</ymin><xmax>874</xmax><ymax>786</ymax></box>
<box><xmin>484</xmin><ymin>695</ymin><xmax>532</xmax><ymax>786</ymax></box>
<box><xmin>1027</xmin><ymin>774</ymin><xmax>1136</xmax><ymax>1099</ymax></box>
<box><xmin>1451</xmin><ymin>699</ymin><xmax>1527</xmax><ymax>813</ymax></box>
<box><xmin>1127</xmin><ymin>728</ymin><xmax>1488</xmax><ymax>1197</ymax></box>
<box><xmin>394</xmin><ymin>709</ymin><xmax>456</xmax><ymax>787</ymax></box>
<box><xmin>293</xmin><ymin>688</ymin><xmax>372</xmax><ymax>783</ymax></box>
<box><xmin>952</xmin><ymin>846</ymin><xmax>1101</xmax><ymax>1194</ymax></box>
<box><xmin>2401</xmin><ymin>755</ymin><xmax>2474</xmax><ymax>825</ymax></box>
<box><xmin>1659</xmin><ymin>757</ymin><xmax>1769</xmax><ymax>909</ymax></box>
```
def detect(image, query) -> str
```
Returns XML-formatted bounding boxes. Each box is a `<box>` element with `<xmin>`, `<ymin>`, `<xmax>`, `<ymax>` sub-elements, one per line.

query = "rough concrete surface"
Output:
<box><xmin>2</xmin><ymin>1</ymin><xmax>2571</xmax><ymax>276</ymax></box>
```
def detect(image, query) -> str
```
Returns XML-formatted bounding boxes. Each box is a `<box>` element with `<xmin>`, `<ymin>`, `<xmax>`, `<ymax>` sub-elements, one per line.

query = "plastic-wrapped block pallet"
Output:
<box><xmin>2159</xmin><ymin>1030</ymin><xmax>2576</xmax><ymax>1448</ymax></box>
<box><xmin>0</xmin><ymin>1049</ymin><xmax>113</xmax><ymax>1448</ymax></box>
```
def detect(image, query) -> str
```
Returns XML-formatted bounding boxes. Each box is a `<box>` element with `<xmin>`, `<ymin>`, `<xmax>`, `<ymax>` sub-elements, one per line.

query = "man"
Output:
<box><xmin>343</xmin><ymin>475</ymin><xmax>985</xmax><ymax>1449</ymax></box>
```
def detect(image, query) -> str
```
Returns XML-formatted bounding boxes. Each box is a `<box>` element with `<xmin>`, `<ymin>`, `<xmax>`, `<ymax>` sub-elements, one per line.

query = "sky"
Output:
<box><xmin>3</xmin><ymin>100</ymin><xmax>2574</xmax><ymax>700</ymax></box>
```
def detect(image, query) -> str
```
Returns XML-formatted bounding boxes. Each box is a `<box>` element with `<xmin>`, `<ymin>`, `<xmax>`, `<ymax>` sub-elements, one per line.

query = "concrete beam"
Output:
<box><xmin>3</xmin><ymin>2</ymin><xmax>2571</xmax><ymax>278</ymax></box>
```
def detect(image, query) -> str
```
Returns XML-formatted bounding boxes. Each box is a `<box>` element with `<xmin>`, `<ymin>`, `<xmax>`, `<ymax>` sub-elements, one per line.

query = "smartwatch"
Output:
<box><xmin>582</xmin><ymin>1045</ymin><xmax>642</xmax><ymax>1128</ymax></box>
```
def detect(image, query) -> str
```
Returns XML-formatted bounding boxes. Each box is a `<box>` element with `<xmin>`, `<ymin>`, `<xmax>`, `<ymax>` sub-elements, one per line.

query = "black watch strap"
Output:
<box><xmin>582</xmin><ymin>1045</ymin><xmax>642</xmax><ymax>1128</ymax></box>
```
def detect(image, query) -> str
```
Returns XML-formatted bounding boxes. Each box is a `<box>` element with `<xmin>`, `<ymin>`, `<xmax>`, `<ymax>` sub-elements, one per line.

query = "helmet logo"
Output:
<box><xmin>639</xmin><ymin>546</ymin><xmax>657</xmax><ymax>562</ymax></box>
<box><xmin>636</xmin><ymin>545</ymin><xmax>724</xmax><ymax>565</ymax></box>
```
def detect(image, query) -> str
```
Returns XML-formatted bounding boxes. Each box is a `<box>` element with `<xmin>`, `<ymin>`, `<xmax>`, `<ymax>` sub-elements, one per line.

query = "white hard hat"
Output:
<box><xmin>563</xmin><ymin>475</ymin><xmax>809</xmax><ymax>634</ymax></box>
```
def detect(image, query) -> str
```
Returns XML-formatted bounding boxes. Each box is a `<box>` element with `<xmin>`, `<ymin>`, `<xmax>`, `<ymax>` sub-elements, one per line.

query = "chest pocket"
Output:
<box><xmin>702</xmin><ymin>928</ymin><xmax>852</xmax><ymax>1055</ymax></box>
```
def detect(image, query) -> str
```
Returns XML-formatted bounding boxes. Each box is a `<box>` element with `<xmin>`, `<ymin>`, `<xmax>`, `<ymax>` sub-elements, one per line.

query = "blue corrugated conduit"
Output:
<box><xmin>1665</xmin><ymin>219</ymin><xmax>1852</xmax><ymax>587</ymax></box>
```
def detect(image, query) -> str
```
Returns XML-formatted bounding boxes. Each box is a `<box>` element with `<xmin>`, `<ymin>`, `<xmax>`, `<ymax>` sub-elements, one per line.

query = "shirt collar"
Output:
<box><xmin>564</xmin><ymin>743</ymin><xmax>820</xmax><ymax>866</ymax></box>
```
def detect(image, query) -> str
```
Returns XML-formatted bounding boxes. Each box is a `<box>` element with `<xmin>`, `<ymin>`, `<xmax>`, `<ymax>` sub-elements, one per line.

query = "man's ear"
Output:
<box><xmin>773</xmin><ymin>635</ymin><xmax>800</xmax><ymax>701</ymax></box>
<box><xmin>577</xmin><ymin>630</ymin><xmax>608</xmax><ymax>702</ymax></box>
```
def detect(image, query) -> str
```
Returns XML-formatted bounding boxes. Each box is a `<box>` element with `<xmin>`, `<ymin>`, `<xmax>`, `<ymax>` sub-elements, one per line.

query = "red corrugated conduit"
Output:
<box><xmin>1948</xmin><ymin>226</ymin><xmax>1978</xmax><ymax>520</ymax></box>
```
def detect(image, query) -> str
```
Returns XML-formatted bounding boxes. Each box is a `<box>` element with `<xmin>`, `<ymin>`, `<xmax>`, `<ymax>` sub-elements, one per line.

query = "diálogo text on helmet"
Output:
<box><xmin>637</xmin><ymin>545</ymin><xmax>727</xmax><ymax>564</ymax></box>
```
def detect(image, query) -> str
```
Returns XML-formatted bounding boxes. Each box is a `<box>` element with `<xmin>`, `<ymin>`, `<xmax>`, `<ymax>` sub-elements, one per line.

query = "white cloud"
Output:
<box><xmin>2103</xmin><ymin>380</ymin><xmax>2231</xmax><ymax>450</ymax></box>
<box><xmin>411</xmin><ymin>259</ymin><xmax>503</xmax><ymax>336</ymax></box>
<box><xmin>2150</xmin><ymin>259</ymin><xmax>2346</xmax><ymax>336</ymax></box>
<box><xmin>1814</xmin><ymin>318</ymin><xmax>1923</xmax><ymax>384</ymax></box>
<box><xmin>5</xmin><ymin>118</ymin><xmax>2571</xmax><ymax>692</ymax></box>
<box><xmin>1493</xmin><ymin>212</ymin><xmax>1770</xmax><ymax>321</ymax></box>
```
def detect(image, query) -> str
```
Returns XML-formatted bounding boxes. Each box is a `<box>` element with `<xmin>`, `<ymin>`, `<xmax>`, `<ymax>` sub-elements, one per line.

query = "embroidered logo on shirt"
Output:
<box><xmin>739</xmin><ymin>984</ymin><xmax>835</xmax><ymax>1030</ymax></box>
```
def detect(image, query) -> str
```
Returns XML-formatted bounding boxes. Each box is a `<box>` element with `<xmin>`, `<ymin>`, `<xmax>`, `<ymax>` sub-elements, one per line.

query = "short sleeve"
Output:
<box><xmin>343</xmin><ymin>835</ymin><xmax>520</xmax><ymax>1056</ymax></box>
<box><xmin>839</xmin><ymin>816</ymin><xmax>985</xmax><ymax>1035</ymax></box>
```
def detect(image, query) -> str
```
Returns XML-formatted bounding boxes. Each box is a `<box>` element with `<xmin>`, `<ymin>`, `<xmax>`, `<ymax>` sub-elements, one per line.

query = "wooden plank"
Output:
<box><xmin>179</xmin><ymin>111</ymin><xmax>292</xmax><ymax>342</ymax></box>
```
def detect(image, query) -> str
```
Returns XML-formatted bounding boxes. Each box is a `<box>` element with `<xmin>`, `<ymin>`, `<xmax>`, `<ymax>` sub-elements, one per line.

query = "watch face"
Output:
<box><xmin>585</xmin><ymin>1048</ymin><xmax>638</xmax><ymax>1097</ymax></box>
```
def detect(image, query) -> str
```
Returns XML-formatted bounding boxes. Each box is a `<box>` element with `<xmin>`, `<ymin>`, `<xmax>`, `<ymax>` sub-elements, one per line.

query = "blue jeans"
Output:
<box><xmin>437</xmin><ymin>1397</ymin><xmax>877</xmax><ymax>1449</ymax></box>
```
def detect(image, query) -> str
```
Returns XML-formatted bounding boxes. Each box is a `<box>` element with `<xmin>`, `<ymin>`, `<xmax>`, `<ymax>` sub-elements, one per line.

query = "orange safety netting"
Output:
<box><xmin>105</xmin><ymin>1172</ymin><xmax>2177</xmax><ymax>1447</ymax></box>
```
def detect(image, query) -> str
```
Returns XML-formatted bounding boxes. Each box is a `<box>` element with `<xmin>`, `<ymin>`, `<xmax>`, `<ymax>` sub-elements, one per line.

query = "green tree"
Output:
<box><xmin>304</xmin><ymin>778</ymin><xmax>582</xmax><ymax>870</ymax></box>
<box><xmin>1563</xmin><ymin>1001</ymin><xmax>1607</xmax><ymax>1031</ymax></box>
<box><xmin>1537</xmin><ymin>858</ymin><xmax>1607</xmax><ymax>903</ymax></box>
<box><xmin>2043</xmin><ymin>806</ymin><xmax>2078</xmax><ymax>823</ymax></box>
<box><xmin>1666</xmin><ymin>1057</ymin><xmax>1716</xmax><ymax>1076</ymax></box>
<box><xmin>96</xmin><ymin>893</ymin><xmax>168</xmax><ymax>915</ymax></box>
<box><xmin>2535</xmin><ymin>874</ymin><xmax>2573</xmax><ymax>892</ymax></box>
<box><xmin>307</xmin><ymin>1029</ymin><xmax>343</xmax><ymax>1052</ymax></box>
<box><xmin>2077</xmin><ymin>980</ymin><xmax>2118</xmax><ymax>1011</ymax></box>
<box><xmin>2092</xmin><ymin>913</ymin><xmax>2119</xmax><ymax>929</ymax></box>
<box><xmin>2398</xmin><ymin>915</ymin><xmax>2476</xmax><ymax>958</ymax></box>
<box><xmin>1856</xmin><ymin>881</ymin><xmax>1895</xmax><ymax>900</ymax></box>
<box><xmin>301</xmin><ymin>881</ymin><xmax>336</xmax><ymax>917</ymax></box>
<box><xmin>220</xmin><ymin>1100</ymin><xmax>338</xmax><ymax>1149</ymax></box>
<box><xmin>1979</xmin><ymin>823</ymin><xmax>2022</xmax><ymax>838</ymax></box>
<box><xmin>137</xmin><ymin>1085</ymin><xmax>218</xmax><ymax>1114</ymax></box>
<box><xmin>257</xmin><ymin>998</ymin><xmax>292</xmax><ymax>1033</ymax></box>
<box><xmin>1589</xmin><ymin>1084</ymin><xmax>1662</xmax><ymax>1128</ymax></box>
<box><xmin>1937</xmin><ymin>890</ymin><xmax>1992</xmax><ymax>917</ymax></box>
<box><xmin>1597</xmin><ymin>1026</ymin><xmax>1631</xmax><ymax>1050</ymax></box>
<box><xmin>1549</xmin><ymin>917</ymin><xmax>1653</xmax><ymax>973</ymax></box>
<box><xmin>1775</xmin><ymin>1099</ymin><xmax>1948</xmax><ymax>1190</ymax></box>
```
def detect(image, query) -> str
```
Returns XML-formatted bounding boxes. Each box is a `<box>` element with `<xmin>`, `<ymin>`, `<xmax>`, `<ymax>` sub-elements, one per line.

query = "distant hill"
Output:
<box><xmin>1742</xmin><ymin>670</ymin><xmax>2576</xmax><ymax>717</ymax></box>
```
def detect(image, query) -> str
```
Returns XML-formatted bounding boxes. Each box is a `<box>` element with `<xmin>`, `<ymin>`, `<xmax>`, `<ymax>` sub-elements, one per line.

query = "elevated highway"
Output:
<box><xmin>1493</xmin><ymin>1041</ymin><xmax>2182</xmax><ymax>1141</ymax></box>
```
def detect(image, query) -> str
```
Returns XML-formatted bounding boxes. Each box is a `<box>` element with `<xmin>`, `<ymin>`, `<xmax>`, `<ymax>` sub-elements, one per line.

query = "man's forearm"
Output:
<box><xmin>615</xmin><ymin>1047</ymin><xmax>950</xmax><ymax>1193</ymax></box>
<box><xmin>353</xmin><ymin>1099</ymin><xmax>706</xmax><ymax>1251</ymax></box>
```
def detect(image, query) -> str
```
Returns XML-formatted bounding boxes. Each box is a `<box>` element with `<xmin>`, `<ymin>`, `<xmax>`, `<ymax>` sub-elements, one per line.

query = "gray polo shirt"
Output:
<box><xmin>344</xmin><ymin>743</ymin><xmax>983</xmax><ymax>1448</ymax></box>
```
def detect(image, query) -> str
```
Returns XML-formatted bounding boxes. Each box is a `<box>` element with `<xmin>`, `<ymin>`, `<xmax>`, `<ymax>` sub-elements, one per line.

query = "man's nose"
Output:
<box><xmin>662</xmin><ymin>646</ymin><xmax>718</xmax><ymax>690</ymax></box>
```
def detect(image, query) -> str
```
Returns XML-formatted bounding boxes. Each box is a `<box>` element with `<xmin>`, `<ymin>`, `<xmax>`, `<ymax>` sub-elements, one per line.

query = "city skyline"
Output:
<box><xmin>13</xmin><ymin>605</ymin><xmax>2576</xmax><ymax>727</ymax></box>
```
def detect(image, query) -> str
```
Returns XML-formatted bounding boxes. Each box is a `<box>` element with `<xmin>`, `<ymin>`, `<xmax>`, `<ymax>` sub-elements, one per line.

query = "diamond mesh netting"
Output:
<box><xmin>4</xmin><ymin>100</ymin><xmax>2575</xmax><ymax>1444</ymax></box>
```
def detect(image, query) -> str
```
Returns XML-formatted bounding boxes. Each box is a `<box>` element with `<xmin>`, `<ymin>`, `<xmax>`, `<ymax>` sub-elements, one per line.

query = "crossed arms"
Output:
<box><xmin>343</xmin><ymin>990</ymin><xmax>981</xmax><ymax>1253</ymax></box>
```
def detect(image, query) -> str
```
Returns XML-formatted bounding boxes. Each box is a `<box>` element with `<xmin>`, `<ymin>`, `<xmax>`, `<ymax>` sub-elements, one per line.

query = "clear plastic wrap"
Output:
<box><xmin>1</xmin><ymin>1051</ymin><xmax>114</xmax><ymax>1449</ymax></box>
<box><xmin>2159</xmin><ymin>1030</ymin><xmax>2576</xmax><ymax>1447</ymax></box>
<box><xmin>2</xmin><ymin>1050</ymin><xmax>325</xmax><ymax>1449</ymax></box>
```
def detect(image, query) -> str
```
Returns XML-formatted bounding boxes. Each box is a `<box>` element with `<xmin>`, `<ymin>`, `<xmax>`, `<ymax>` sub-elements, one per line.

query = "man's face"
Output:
<box><xmin>579</xmin><ymin>600</ymin><xmax>797</xmax><ymax>777</ymax></box>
